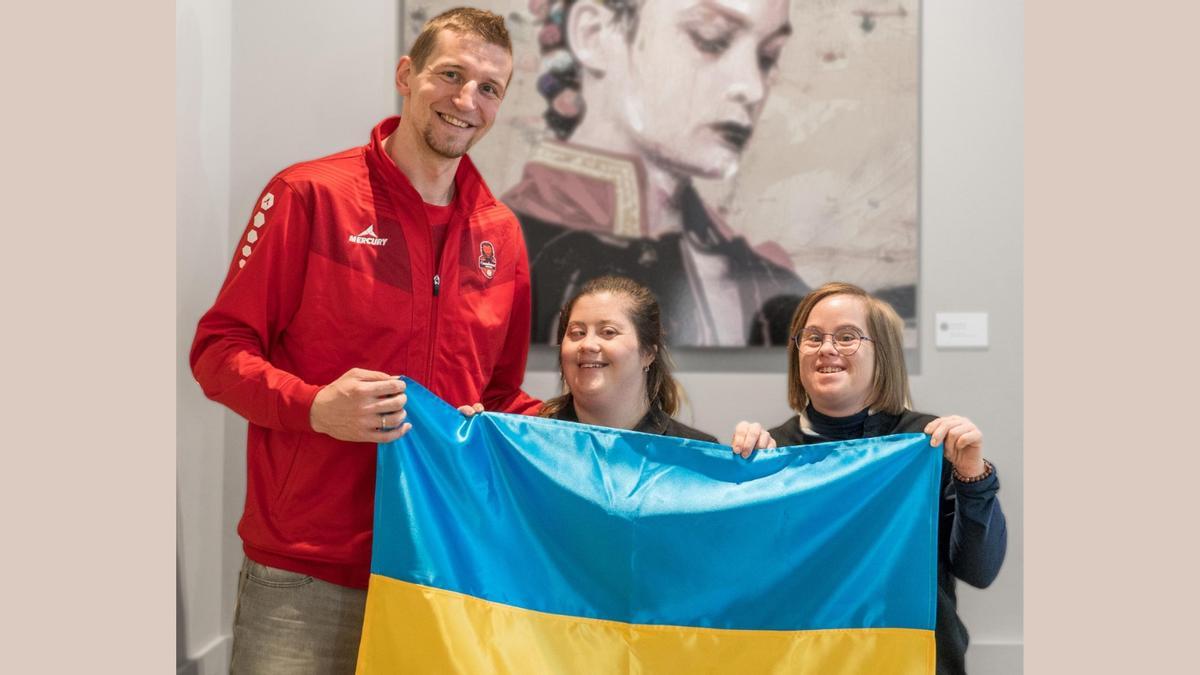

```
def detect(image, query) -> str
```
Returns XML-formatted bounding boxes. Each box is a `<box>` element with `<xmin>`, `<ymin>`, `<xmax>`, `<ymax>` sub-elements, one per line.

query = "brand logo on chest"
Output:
<box><xmin>478</xmin><ymin>241</ymin><xmax>497</xmax><ymax>280</ymax></box>
<box><xmin>348</xmin><ymin>224</ymin><xmax>388</xmax><ymax>246</ymax></box>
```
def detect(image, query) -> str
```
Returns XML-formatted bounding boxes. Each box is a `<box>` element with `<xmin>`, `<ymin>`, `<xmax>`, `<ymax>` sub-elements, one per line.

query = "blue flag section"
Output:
<box><xmin>356</xmin><ymin>378</ymin><xmax>942</xmax><ymax>674</ymax></box>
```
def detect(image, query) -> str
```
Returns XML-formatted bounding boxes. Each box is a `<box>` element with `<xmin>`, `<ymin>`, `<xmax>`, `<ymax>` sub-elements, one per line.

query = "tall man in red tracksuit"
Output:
<box><xmin>190</xmin><ymin>9</ymin><xmax>540</xmax><ymax>673</ymax></box>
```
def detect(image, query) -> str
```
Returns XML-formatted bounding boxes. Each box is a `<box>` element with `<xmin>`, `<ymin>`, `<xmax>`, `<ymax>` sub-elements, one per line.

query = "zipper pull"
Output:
<box><xmin>433</xmin><ymin>274</ymin><xmax>440</xmax><ymax>296</ymax></box>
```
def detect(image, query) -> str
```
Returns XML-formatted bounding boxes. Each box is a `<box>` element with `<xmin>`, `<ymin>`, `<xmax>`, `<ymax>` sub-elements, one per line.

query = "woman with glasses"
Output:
<box><xmin>730</xmin><ymin>281</ymin><xmax>1008</xmax><ymax>675</ymax></box>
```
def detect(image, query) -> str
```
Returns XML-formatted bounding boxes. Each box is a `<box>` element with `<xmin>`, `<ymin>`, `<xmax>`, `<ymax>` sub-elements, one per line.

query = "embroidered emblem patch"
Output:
<box><xmin>478</xmin><ymin>241</ymin><xmax>497</xmax><ymax>280</ymax></box>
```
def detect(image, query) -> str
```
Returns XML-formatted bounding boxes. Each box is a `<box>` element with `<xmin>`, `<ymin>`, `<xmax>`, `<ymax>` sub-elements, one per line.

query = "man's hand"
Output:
<box><xmin>310</xmin><ymin>368</ymin><xmax>410</xmax><ymax>443</ymax></box>
<box><xmin>924</xmin><ymin>415</ymin><xmax>985</xmax><ymax>477</ymax></box>
<box><xmin>731</xmin><ymin>421</ymin><xmax>777</xmax><ymax>459</ymax></box>
<box><xmin>456</xmin><ymin>403</ymin><xmax>484</xmax><ymax>417</ymax></box>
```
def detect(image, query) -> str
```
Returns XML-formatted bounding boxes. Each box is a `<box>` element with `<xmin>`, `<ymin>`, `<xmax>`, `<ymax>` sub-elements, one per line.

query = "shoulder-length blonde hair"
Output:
<box><xmin>786</xmin><ymin>282</ymin><xmax>911</xmax><ymax>415</ymax></box>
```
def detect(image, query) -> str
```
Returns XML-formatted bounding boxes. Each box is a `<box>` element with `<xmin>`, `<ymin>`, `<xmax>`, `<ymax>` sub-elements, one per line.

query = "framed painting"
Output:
<box><xmin>402</xmin><ymin>0</ymin><xmax>920</xmax><ymax>349</ymax></box>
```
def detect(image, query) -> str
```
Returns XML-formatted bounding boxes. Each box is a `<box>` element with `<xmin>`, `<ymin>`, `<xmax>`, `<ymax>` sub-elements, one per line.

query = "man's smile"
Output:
<box><xmin>438</xmin><ymin>112</ymin><xmax>473</xmax><ymax>129</ymax></box>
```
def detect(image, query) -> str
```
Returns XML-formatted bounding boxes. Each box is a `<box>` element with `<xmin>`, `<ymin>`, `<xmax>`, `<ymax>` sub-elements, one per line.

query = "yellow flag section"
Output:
<box><xmin>359</xmin><ymin>576</ymin><xmax>933</xmax><ymax>674</ymax></box>
<box><xmin>357</xmin><ymin>378</ymin><xmax>941</xmax><ymax>674</ymax></box>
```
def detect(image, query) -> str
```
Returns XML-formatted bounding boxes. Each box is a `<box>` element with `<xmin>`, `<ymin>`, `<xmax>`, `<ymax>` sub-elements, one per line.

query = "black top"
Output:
<box><xmin>804</xmin><ymin>403</ymin><xmax>870</xmax><ymax>440</ymax></box>
<box><xmin>550</xmin><ymin>402</ymin><xmax>718</xmax><ymax>443</ymax></box>
<box><xmin>770</xmin><ymin>409</ymin><xmax>1008</xmax><ymax>675</ymax></box>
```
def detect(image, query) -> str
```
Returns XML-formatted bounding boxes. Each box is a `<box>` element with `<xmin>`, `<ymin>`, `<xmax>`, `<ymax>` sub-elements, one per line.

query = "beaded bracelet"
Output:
<box><xmin>952</xmin><ymin>460</ymin><xmax>994</xmax><ymax>484</ymax></box>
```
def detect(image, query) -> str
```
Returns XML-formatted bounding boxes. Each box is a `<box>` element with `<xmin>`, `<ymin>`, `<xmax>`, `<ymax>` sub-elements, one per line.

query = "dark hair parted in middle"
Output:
<box><xmin>540</xmin><ymin>275</ymin><xmax>682</xmax><ymax>418</ymax></box>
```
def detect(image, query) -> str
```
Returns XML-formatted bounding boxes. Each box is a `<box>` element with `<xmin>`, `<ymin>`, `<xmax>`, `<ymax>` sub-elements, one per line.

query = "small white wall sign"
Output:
<box><xmin>935</xmin><ymin>313</ymin><xmax>989</xmax><ymax>349</ymax></box>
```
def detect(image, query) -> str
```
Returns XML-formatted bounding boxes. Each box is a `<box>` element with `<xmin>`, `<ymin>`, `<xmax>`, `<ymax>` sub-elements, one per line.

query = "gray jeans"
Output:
<box><xmin>229</xmin><ymin>558</ymin><xmax>367</xmax><ymax>675</ymax></box>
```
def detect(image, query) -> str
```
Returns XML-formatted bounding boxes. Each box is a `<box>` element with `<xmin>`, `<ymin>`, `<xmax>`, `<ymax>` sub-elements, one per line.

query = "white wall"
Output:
<box><xmin>177</xmin><ymin>1</ymin><xmax>1022</xmax><ymax>673</ymax></box>
<box><xmin>229</xmin><ymin>0</ymin><xmax>400</xmax><ymax>236</ymax></box>
<box><xmin>176</xmin><ymin>0</ymin><xmax>234</xmax><ymax>672</ymax></box>
<box><xmin>919</xmin><ymin>4</ymin><xmax>1024</xmax><ymax>672</ymax></box>
<box><xmin>176</xmin><ymin>1</ymin><xmax>398</xmax><ymax>672</ymax></box>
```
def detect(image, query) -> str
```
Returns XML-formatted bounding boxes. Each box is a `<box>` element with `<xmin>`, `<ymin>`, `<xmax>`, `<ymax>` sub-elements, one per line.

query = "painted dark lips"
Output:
<box><xmin>712</xmin><ymin>122</ymin><xmax>753</xmax><ymax>150</ymax></box>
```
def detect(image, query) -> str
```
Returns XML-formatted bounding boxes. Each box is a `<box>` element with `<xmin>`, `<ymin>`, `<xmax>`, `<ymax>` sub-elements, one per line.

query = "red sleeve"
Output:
<box><xmin>481</xmin><ymin>217</ymin><xmax>542</xmax><ymax>415</ymax></box>
<box><xmin>189</xmin><ymin>179</ymin><xmax>322</xmax><ymax>431</ymax></box>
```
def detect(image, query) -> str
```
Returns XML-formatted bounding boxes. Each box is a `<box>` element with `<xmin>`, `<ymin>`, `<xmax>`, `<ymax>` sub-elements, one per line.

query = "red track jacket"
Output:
<box><xmin>190</xmin><ymin>117</ymin><xmax>541</xmax><ymax>587</ymax></box>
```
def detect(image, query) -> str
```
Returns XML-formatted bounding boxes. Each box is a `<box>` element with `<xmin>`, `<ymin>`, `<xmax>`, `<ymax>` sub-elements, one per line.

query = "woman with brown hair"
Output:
<box><xmin>731</xmin><ymin>281</ymin><xmax>1008</xmax><ymax>675</ymax></box>
<box><xmin>540</xmin><ymin>275</ymin><xmax>715</xmax><ymax>441</ymax></box>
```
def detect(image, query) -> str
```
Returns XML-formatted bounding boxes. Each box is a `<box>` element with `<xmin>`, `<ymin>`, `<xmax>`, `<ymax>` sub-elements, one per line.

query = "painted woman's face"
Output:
<box><xmin>601</xmin><ymin>0</ymin><xmax>791</xmax><ymax>180</ymax></box>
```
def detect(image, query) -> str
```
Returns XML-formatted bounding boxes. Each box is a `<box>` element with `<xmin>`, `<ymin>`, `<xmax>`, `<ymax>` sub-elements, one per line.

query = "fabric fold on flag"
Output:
<box><xmin>357</xmin><ymin>378</ymin><xmax>941</xmax><ymax>674</ymax></box>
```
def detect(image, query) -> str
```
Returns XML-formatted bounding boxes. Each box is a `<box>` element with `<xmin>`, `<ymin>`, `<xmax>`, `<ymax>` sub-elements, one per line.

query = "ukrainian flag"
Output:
<box><xmin>357</xmin><ymin>378</ymin><xmax>940</xmax><ymax>674</ymax></box>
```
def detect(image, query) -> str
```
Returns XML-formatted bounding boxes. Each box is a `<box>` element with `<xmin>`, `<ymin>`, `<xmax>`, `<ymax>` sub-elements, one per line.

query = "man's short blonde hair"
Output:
<box><xmin>408</xmin><ymin>7</ymin><xmax>512</xmax><ymax>72</ymax></box>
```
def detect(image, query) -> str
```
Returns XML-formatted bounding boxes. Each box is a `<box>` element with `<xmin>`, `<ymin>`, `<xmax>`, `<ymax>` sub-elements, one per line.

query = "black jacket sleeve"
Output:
<box><xmin>942</xmin><ymin>463</ymin><xmax>1007</xmax><ymax>588</ymax></box>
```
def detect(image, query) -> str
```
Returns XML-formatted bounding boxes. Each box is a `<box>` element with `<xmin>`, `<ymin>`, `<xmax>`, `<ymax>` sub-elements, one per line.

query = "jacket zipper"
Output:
<box><xmin>425</xmin><ymin>221</ymin><xmax>442</xmax><ymax>383</ymax></box>
<box><xmin>426</xmin><ymin>273</ymin><xmax>441</xmax><ymax>383</ymax></box>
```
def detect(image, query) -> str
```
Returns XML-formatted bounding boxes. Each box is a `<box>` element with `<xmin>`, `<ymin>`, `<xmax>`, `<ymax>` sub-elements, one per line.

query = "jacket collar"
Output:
<box><xmin>503</xmin><ymin>140</ymin><xmax>751</xmax><ymax>251</ymax></box>
<box><xmin>365</xmin><ymin>116</ymin><xmax>497</xmax><ymax>213</ymax></box>
<box><xmin>501</xmin><ymin>141</ymin><xmax>648</xmax><ymax>237</ymax></box>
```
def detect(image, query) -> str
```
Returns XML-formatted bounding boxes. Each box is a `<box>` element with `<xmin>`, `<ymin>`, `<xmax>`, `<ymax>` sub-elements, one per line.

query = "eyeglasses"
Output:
<box><xmin>792</xmin><ymin>329</ymin><xmax>874</xmax><ymax>356</ymax></box>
